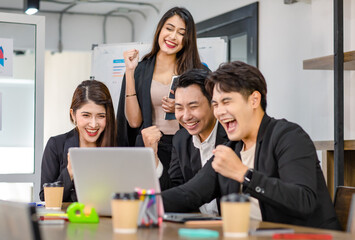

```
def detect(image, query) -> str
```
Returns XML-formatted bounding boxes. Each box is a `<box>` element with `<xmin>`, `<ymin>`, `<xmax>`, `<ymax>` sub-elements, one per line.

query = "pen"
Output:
<box><xmin>45</xmin><ymin>213</ymin><xmax>68</xmax><ymax>217</ymax></box>
<box><xmin>28</xmin><ymin>202</ymin><xmax>44</xmax><ymax>207</ymax></box>
<box><xmin>184</xmin><ymin>220</ymin><xmax>223</xmax><ymax>226</ymax></box>
<box><xmin>273</xmin><ymin>233</ymin><xmax>333</xmax><ymax>239</ymax></box>
<box><xmin>39</xmin><ymin>216</ymin><xmax>68</xmax><ymax>221</ymax></box>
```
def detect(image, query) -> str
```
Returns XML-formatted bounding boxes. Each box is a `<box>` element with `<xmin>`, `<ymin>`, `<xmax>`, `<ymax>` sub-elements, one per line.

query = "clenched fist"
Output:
<box><xmin>141</xmin><ymin>126</ymin><xmax>162</xmax><ymax>155</ymax></box>
<box><xmin>212</xmin><ymin>145</ymin><xmax>249</xmax><ymax>183</ymax></box>
<box><xmin>123</xmin><ymin>49</ymin><xmax>139</xmax><ymax>71</ymax></box>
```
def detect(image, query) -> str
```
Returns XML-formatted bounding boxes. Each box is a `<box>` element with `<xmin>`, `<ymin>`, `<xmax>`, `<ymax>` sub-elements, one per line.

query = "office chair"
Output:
<box><xmin>333</xmin><ymin>186</ymin><xmax>355</xmax><ymax>231</ymax></box>
<box><xmin>0</xmin><ymin>200</ymin><xmax>42</xmax><ymax>240</ymax></box>
<box><xmin>347</xmin><ymin>194</ymin><xmax>355</xmax><ymax>234</ymax></box>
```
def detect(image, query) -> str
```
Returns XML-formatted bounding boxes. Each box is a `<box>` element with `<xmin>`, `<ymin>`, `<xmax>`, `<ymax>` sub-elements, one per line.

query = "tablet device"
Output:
<box><xmin>165</xmin><ymin>75</ymin><xmax>179</xmax><ymax>120</ymax></box>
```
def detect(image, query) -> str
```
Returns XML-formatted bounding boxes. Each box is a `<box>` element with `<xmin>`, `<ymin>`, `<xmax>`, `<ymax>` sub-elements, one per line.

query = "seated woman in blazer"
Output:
<box><xmin>39</xmin><ymin>80</ymin><xmax>116</xmax><ymax>202</ymax></box>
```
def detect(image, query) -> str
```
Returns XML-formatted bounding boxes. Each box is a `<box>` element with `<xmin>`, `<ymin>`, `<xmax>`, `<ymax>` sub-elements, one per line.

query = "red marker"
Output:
<box><xmin>273</xmin><ymin>233</ymin><xmax>333</xmax><ymax>239</ymax></box>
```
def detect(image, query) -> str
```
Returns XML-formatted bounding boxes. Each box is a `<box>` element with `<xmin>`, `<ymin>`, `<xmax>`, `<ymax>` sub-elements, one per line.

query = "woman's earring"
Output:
<box><xmin>73</xmin><ymin>120</ymin><xmax>77</xmax><ymax>126</ymax></box>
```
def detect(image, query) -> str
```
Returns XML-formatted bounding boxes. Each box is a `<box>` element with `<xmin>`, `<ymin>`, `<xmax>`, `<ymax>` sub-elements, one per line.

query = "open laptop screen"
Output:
<box><xmin>69</xmin><ymin>147</ymin><xmax>163</xmax><ymax>216</ymax></box>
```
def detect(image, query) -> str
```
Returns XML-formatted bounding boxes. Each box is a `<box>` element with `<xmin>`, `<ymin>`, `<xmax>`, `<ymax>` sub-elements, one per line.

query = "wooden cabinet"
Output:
<box><xmin>314</xmin><ymin>140</ymin><xmax>355</xmax><ymax>198</ymax></box>
<box><xmin>304</xmin><ymin>51</ymin><xmax>355</xmax><ymax>198</ymax></box>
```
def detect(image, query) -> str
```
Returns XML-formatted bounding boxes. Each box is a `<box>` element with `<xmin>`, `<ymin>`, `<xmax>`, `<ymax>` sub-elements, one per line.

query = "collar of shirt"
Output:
<box><xmin>192</xmin><ymin>121</ymin><xmax>218</xmax><ymax>148</ymax></box>
<box><xmin>192</xmin><ymin>121</ymin><xmax>219</xmax><ymax>167</ymax></box>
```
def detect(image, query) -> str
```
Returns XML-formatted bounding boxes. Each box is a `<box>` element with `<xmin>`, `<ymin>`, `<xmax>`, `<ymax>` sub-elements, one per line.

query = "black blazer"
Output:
<box><xmin>116</xmin><ymin>56</ymin><xmax>210</xmax><ymax>147</ymax></box>
<box><xmin>116</xmin><ymin>56</ymin><xmax>156</xmax><ymax>147</ymax></box>
<box><xmin>39</xmin><ymin>129</ymin><xmax>78</xmax><ymax>202</ymax></box>
<box><xmin>162</xmin><ymin>114</ymin><xmax>341</xmax><ymax>230</ymax></box>
<box><xmin>162</xmin><ymin>123</ymin><xmax>228</xmax><ymax>190</ymax></box>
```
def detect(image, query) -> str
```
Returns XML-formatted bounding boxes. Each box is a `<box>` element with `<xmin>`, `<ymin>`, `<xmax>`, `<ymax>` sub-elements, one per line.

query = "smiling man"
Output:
<box><xmin>142</xmin><ymin>69</ymin><xmax>228</xmax><ymax>214</ymax></box>
<box><xmin>161</xmin><ymin>61</ymin><xmax>341</xmax><ymax>230</ymax></box>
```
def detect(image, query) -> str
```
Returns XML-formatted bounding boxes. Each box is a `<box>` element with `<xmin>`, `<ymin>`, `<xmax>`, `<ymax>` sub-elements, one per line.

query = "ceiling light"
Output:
<box><xmin>25</xmin><ymin>0</ymin><xmax>40</xmax><ymax>15</ymax></box>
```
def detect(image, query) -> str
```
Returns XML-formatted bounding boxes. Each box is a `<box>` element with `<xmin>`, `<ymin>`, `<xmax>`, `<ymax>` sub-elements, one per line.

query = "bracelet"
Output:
<box><xmin>126</xmin><ymin>93</ymin><xmax>137</xmax><ymax>97</ymax></box>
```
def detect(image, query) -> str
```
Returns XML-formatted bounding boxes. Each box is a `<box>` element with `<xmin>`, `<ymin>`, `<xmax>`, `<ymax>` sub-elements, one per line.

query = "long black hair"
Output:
<box><xmin>143</xmin><ymin>7</ymin><xmax>203</xmax><ymax>74</ymax></box>
<box><xmin>70</xmin><ymin>80</ymin><xmax>116</xmax><ymax>147</ymax></box>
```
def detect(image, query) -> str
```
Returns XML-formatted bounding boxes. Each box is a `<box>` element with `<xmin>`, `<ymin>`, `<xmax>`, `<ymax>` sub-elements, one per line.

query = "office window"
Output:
<box><xmin>0</xmin><ymin>183</ymin><xmax>33</xmax><ymax>202</ymax></box>
<box><xmin>0</xmin><ymin>24</ymin><xmax>35</xmax><ymax>175</ymax></box>
<box><xmin>196</xmin><ymin>2</ymin><xmax>258</xmax><ymax>67</ymax></box>
<box><xmin>0</xmin><ymin>74</ymin><xmax>35</xmax><ymax>174</ymax></box>
<box><xmin>0</xmin><ymin>13</ymin><xmax>44</xmax><ymax>202</ymax></box>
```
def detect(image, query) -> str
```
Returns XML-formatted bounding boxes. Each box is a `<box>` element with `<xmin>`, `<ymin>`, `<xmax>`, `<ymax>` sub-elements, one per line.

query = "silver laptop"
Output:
<box><xmin>69</xmin><ymin>147</ymin><xmax>163</xmax><ymax>216</ymax></box>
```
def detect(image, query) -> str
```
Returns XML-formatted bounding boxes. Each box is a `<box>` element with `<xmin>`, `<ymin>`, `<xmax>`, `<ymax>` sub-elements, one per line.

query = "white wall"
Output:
<box><xmin>42</xmin><ymin>0</ymin><xmax>355</xmax><ymax>144</ymax></box>
<box><xmin>344</xmin><ymin>0</ymin><xmax>355</xmax><ymax>139</ymax></box>
<box><xmin>43</xmin><ymin>51</ymin><xmax>92</xmax><ymax>145</ymax></box>
<box><xmin>152</xmin><ymin>0</ymin><xmax>354</xmax><ymax>142</ymax></box>
<box><xmin>41</xmin><ymin>13</ymin><xmax>133</xmax><ymax>52</ymax></box>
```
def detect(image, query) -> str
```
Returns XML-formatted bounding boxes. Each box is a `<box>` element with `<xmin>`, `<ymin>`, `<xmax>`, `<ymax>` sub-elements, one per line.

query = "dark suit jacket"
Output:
<box><xmin>116</xmin><ymin>56</ymin><xmax>156</xmax><ymax>147</ymax></box>
<box><xmin>39</xmin><ymin>129</ymin><xmax>78</xmax><ymax>202</ymax></box>
<box><xmin>116</xmin><ymin>56</ymin><xmax>209</xmax><ymax>147</ymax></box>
<box><xmin>162</xmin><ymin>114</ymin><xmax>341</xmax><ymax>230</ymax></box>
<box><xmin>162</xmin><ymin>123</ymin><xmax>228</xmax><ymax>190</ymax></box>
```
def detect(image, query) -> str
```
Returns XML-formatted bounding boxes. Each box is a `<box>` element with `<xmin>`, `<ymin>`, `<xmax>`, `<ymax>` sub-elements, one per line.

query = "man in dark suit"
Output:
<box><xmin>142</xmin><ymin>69</ymin><xmax>228</xmax><ymax>214</ymax></box>
<box><xmin>162</xmin><ymin>61</ymin><xmax>341</xmax><ymax>230</ymax></box>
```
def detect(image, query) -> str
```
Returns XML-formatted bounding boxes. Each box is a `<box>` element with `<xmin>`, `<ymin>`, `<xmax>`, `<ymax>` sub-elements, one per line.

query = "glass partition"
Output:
<box><xmin>0</xmin><ymin>13</ymin><xmax>44</xmax><ymax>202</ymax></box>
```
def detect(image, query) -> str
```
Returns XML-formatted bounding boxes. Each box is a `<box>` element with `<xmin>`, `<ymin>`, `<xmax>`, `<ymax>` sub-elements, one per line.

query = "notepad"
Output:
<box><xmin>250</xmin><ymin>227</ymin><xmax>294</xmax><ymax>236</ymax></box>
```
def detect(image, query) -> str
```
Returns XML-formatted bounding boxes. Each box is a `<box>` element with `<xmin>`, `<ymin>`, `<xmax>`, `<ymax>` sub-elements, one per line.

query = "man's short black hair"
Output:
<box><xmin>206</xmin><ymin>61</ymin><xmax>267</xmax><ymax>111</ymax></box>
<box><xmin>176</xmin><ymin>68</ymin><xmax>212</xmax><ymax>103</ymax></box>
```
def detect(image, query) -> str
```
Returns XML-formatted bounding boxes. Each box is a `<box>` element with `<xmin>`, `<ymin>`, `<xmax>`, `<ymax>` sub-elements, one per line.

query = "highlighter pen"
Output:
<box><xmin>178</xmin><ymin>228</ymin><xmax>219</xmax><ymax>238</ymax></box>
<box><xmin>45</xmin><ymin>213</ymin><xmax>68</xmax><ymax>217</ymax></box>
<box><xmin>273</xmin><ymin>233</ymin><xmax>333</xmax><ymax>239</ymax></box>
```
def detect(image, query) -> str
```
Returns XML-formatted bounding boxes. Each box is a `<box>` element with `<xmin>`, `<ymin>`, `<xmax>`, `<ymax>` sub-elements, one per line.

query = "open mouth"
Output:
<box><xmin>222</xmin><ymin>119</ymin><xmax>237</xmax><ymax>133</ymax></box>
<box><xmin>85</xmin><ymin>128</ymin><xmax>99</xmax><ymax>137</ymax></box>
<box><xmin>165</xmin><ymin>40</ymin><xmax>177</xmax><ymax>49</ymax></box>
<box><xmin>184</xmin><ymin>121</ymin><xmax>199</xmax><ymax>130</ymax></box>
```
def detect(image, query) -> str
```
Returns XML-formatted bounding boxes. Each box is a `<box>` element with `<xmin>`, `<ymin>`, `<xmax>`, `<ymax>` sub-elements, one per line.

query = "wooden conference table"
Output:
<box><xmin>40</xmin><ymin>217</ymin><xmax>353</xmax><ymax>240</ymax></box>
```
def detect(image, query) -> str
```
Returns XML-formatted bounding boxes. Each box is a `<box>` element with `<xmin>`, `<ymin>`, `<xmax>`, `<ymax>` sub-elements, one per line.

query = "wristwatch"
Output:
<box><xmin>243</xmin><ymin>168</ymin><xmax>254</xmax><ymax>187</ymax></box>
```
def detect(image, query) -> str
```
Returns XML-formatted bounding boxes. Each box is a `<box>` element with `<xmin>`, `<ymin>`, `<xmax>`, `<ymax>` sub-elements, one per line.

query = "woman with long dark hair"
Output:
<box><xmin>117</xmin><ymin>7</ymin><xmax>204</xmax><ymax>189</ymax></box>
<box><xmin>40</xmin><ymin>80</ymin><xmax>116</xmax><ymax>202</ymax></box>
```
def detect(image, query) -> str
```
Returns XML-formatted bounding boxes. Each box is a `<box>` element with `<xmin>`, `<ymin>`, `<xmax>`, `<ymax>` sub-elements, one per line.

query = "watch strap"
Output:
<box><xmin>243</xmin><ymin>168</ymin><xmax>254</xmax><ymax>187</ymax></box>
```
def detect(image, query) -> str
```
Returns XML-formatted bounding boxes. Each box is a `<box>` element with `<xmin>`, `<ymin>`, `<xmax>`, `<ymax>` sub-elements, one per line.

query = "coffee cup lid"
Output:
<box><xmin>112</xmin><ymin>192</ymin><xmax>139</xmax><ymax>200</ymax></box>
<box><xmin>221</xmin><ymin>193</ymin><xmax>250</xmax><ymax>202</ymax></box>
<box><xmin>43</xmin><ymin>181</ymin><xmax>63</xmax><ymax>188</ymax></box>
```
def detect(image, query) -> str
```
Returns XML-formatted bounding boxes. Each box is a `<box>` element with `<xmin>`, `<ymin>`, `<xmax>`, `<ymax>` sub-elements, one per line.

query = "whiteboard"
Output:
<box><xmin>91</xmin><ymin>37</ymin><xmax>227</xmax><ymax>115</ymax></box>
<box><xmin>197</xmin><ymin>37</ymin><xmax>227</xmax><ymax>72</ymax></box>
<box><xmin>91</xmin><ymin>42</ymin><xmax>151</xmax><ymax>115</ymax></box>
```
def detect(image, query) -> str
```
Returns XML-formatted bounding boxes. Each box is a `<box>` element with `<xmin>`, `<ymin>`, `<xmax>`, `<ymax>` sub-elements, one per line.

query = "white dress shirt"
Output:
<box><xmin>192</xmin><ymin>121</ymin><xmax>219</xmax><ymax>215</ymax></box>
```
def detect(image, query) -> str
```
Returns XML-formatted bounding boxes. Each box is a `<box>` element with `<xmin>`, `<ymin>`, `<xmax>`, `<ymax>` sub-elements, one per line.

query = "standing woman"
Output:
<box><xmin>116</xmin><ymin>7</ymin><xmax>204</xmax><ymax>188</ymax></box>
<box><xmin>40</xmin><ymin>80</ymin><xmax>116</xmax><ymax>202</ymax></box>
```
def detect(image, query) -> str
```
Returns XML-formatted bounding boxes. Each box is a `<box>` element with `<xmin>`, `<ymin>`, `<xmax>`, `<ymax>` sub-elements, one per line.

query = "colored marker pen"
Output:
<box><xmin>273</xmin><ymin>233</ymin><xmax>333</xmax><ymax>239</ymax></box>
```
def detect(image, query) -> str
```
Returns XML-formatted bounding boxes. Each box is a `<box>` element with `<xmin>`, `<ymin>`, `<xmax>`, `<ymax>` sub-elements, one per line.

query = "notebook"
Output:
<box><xmin>0</xmin><ymin>200</ymin><xmax>42</xmax><ymax>240</ymax></box>
<box><xmin>69</xmin><ymin>147</ymin><xmax>163</xmax><ymax>216</ymax></box>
